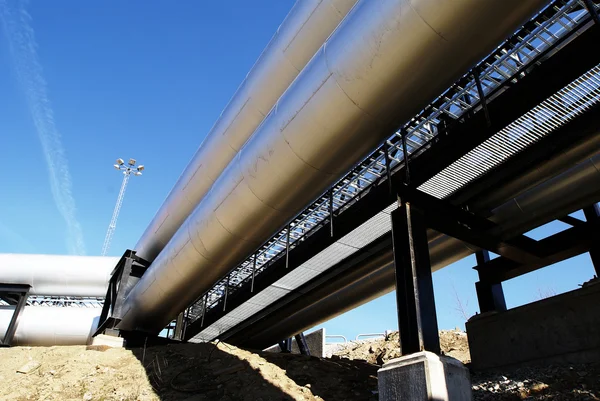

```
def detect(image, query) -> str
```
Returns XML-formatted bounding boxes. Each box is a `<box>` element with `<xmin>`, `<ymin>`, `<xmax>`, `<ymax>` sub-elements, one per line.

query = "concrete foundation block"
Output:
<box><xmin>467</xmin><ymin>282</ymin><xmax>600</xmax><ymax>370</ymax></box>
<box><xmin>378</xmin><ymin>351</ymin><xmax>472</xmax><ymax>401</ymax></box>
<box><xmin>264</xmin><ymin>328</ymin><xmax>325</xmax><ymax>357</ymax></box>
<box><xmin>91</xmin><ymin>334</ymin><xmax>125</xmax><ymax>348</ymax></box>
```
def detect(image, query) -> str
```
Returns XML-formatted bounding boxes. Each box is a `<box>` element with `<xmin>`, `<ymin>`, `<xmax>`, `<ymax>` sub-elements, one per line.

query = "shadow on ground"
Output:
<box><xmin>259</xmin><ymin>352</ymin><xmax>379</xmax><ymax>401</ymax></box>
<box><xmin>128</xmin><ymin>341</ymin><xmax>320</xmax><ymax>401</ymax></box>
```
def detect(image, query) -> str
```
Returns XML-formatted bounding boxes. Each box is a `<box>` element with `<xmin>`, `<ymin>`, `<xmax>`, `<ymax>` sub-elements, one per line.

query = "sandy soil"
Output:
<box><xmin>330</xmin><ymin>329</ymin><xmax>471</xmax><ymax>365</ymax></box>
<box><xmin>1</xmin><ymin>331</ymin><xmax>598</xmax><ymax>401</ymax></box>
<box><xmin>0</xmin><ymin>341</ymin><xmax>378</xmax><ymax>401</ymax></box>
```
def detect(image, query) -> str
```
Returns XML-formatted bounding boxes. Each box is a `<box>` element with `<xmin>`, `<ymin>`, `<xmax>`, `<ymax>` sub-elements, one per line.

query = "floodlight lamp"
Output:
<box><xmin>137</xmin><ymin>165</ymin><xmax>144</xmax><ymax>171</ymax></box>
<box><xmin>113</xmin><ymin>164</ymin><xmax>120</xmax><ymax>170</ymax></box>
<box><xmin>128</xmin><ymin>158</ymin><xmax>136</xmax><ymax>166</ymax></box>
<box><xmin>134</xmin><ymin>171</ymin><xmax>142</xmax><ymax>176</ymax></box>
<box><xmin>116</xmin><ymin>158</ymin><xmax>125</xmax><ymax>165</ymax></box>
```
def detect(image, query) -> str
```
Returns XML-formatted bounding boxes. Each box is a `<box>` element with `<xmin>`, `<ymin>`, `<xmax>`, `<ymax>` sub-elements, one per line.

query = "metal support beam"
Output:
<box><xmin>384</xmin><ymin>142</ymin><xmax>392</xmax><ymax>194</ymax></box>
<box><xmin>295</xmin><ymin>333</ymin><xmax>311</xmax><ymax>356</ymax></box>
<box><xmin>223</xmin><ymin>274</ymin><xmax>230</xmax><ymax>312</ymax></box>
<box><xmin>396</xmin><ymin>184</ymin><xmax>541</xmax><ymax>264</ymax></box>
<box><xmin>201</xmin><ymin>294</ymin><xmax>208</xmax><ymax>328</ymax></box>
<box><xmin>391</xmin><ymin>202</ymin><xmax>440</xmax><ymax>355</ymax></box>
<box><xmin>583</xmin><ymin>204</ymin><xmax>600</xmax><ymax>275</ymax></box>
<box><xmin>329</xmin><ymin>189</ymin><xmax>334</xmax><ymax>237</ymax></box>
<box><xmin>0</xmin><ymin>284</ymin><xmax>30</xmax><ymax>347</ymax></box>
<box><xmin>477</xmin><ymin>218</ymin><xmax>600</xmax><ymax>283</ymax></box>
<box><xmin>584</xmin><ymin>0</ymin><xmax>600</xmax><ymax>25</ymax></box>
<box><xmin>473</xmin><ymin>69</ymin><xmax>492</xmax><ymax>127</ymax></box>
<box><xmin>94</xmin><ymin>250</ymin><xmax>149</xmax><ymax>337</ymax></box>
<box><xmin>401</xmin><ymin>130</ymin><xmax>410</xmax><ymax>184</ymax></box>
<box><xmin>279</xmin><ymin>338</ymin><xmax>292</xmax><ymax>353</ymax></box>
<box><xmin>474</xmin><ymin>251</ymin><xmax>507</xmax><ymax>313</ymax></box>
<box><xmin>251</xmin><ymin>254</ymin><xmax>257</xmax><ymax>293</ymax></box>
<box><xmin>286</xmin><ymin>224</ymin><xmax>291</xmax><ymax>269</ymax></box>
<box><xmin>558</xmin><ymin>215</ymin><xmax>586</xmax><ymax>227</ymax></box>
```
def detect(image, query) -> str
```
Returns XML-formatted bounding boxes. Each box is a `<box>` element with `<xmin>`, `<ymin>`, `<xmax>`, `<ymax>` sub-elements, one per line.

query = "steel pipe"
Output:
<box><xmin>120</xmin><ymin>0</ymin><xmax>550</xmax><ymax>332</ymax></box>
<box><xmin>134</xmin><ymin>0</ymin><xmax>359</xmax><ymax>262</ymax></box>
<box><xmin>0</xmin><ymin>306</ymin><xmax>99</xmax><ymax>346</ymax></box>
<box><xmin>0</xmin><ymin>254</ymin><xmax>118</xmax><ymax>297</ymax></box>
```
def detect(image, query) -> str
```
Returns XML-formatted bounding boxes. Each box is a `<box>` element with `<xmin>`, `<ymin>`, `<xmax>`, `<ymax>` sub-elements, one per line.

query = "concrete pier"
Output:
<box><xmin>467</xmin><ymin>280</ymin><xmax>600</xmax><ymax>370</ymax></box>
<box><xmin>378</xmin><ymin>351</ymin><xmax>472</xmax><ymax>401</ymax></box>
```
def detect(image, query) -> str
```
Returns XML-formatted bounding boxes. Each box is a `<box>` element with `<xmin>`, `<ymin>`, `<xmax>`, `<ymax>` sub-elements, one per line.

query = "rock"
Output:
<box><xmin>16</xmin><ymin>360</ymin><xmax>41</xmax><ymax>374</ymax></box>
<box><xmin>530</xmin><ymin>382</ymin><xmax>549</xmax><ymax>392</ymax></box>
<box><xmin>83</xmin><ymin>392</ymin><xmax>93</xmax><ymax>400</ymax></box>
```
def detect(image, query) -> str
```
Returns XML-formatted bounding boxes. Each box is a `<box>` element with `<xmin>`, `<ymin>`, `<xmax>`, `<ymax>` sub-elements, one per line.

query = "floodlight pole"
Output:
<box><xmin>101</xmin><ymin>158</ymin><xmax>144</xmax><ymax>256</ymax></box>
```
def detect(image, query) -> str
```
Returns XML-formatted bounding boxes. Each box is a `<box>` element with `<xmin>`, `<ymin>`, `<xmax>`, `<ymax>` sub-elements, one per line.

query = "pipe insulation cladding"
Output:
<box><xmin>119</xmin><ymin>0</ymin><xmax>550</xmax><ymax>332</ymax></box>
<box><xmin>0</xmin><ymin>307</ymin><xmax>99</xmax><ymax>346</ymax></box>
<box><xmin>0</xmin><ymin>254</ymin><xmax>118</xmax><ymax>297</ymax></box>
<box><xmin>134</xmin><ymin>0</ymin><xmax>360</xmax><ymax>263</ymax></box>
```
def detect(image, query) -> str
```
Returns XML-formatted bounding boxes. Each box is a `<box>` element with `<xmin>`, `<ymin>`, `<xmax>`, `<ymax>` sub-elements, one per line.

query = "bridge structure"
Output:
<box><xmin>1</xmin><ymin>1</ymin><xmax>600</xmax><ymax>391</ymax></box>
<box><xmin>176</xmin><ymin>0</ymin><xmax>600</xmax><ymax>350</ymax></box>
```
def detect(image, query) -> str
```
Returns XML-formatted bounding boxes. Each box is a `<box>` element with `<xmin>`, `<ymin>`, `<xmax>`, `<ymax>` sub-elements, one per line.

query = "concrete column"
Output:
<box><xmin>378</xmin><ymin>351</ymin><xmax>472</xmax><ymax>401</ymax></box>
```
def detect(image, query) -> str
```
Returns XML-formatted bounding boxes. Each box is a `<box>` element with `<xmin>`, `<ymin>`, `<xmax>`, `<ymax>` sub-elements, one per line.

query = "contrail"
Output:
<box><xmin>0</xmin><ymin>0</ymin><xmax>86</xmax><ymax>255</ymax></box>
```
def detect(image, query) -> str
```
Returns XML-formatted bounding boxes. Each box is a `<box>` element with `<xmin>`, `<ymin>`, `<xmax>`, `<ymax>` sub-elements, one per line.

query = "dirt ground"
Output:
<box><xmin>330</xmin><ymin>329</ymin><xmax>470</xmax><ymax>365</ymax></box>
<box><xmin>0</xmin><ymin>341</ymin><xmax>378</xmax><ymax>401</ymax></box>
<box><xmin>0</xmin><ymin>331</ymin><xmax>598</xmax><ymax>401</ymax></box>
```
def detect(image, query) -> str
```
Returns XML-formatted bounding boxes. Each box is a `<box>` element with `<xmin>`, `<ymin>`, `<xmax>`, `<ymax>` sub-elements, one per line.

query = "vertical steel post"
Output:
<box><xmin>251</xmin><ymin>254</ymin><xmax>257</xmax><ymax>293</ymax></box>
<box><xmin>200</xmin><ymin>294</ymin><xmax>208</xmax><ymax>328</ymax></box>
<box><xmin>401</xmin><ymin>130</ymin><xmax>410</xmax><ymax>185</ymax></box>
<box><xmin>384</xmin><ymin>142</ymin><xmax>393</xmax><ymax>194</ymax></box>
<box><xmin>329</xmin><ymin>189</ymin><xmax>334</xmax><ymax>237</ymax></box>
<box><xmin>1</xmin><ymin>285</ymin><xmax>29</xmax><ymax>346</ymax></box>
<box><xmin>295</xmin><ymin>333</ymin><xmax>311</xmax><ymax>356</ymax></box>
<box><xmin>286</xmin><ymin>224</ymin><xmax>291</xmax><ymax>269</ymax></box>
<box><xmin>279</xmin><ymin>338</ymin><xmax>293</xmax><ymax>353</ymax></box>
<box><xmin>473</xmin><ymin>69</ymin><xmax>492</xmax><ymax>127</ymax></box>
<box><xmin>474</xmin><ymin>250</ymin><xmax>507</xmax><ymax>313</ymax></box>
<box><xmin>584</xmin><ymin>0</ymin><xmax>600</xmax><ymax>25</ymax></box>
<box><xmin>223</xmin><ymin>274</ymin><xmax>230</xmax><ymax>312</ymax></box>
<box><xmin>583</xmin><ymin>204</ymin><xmax>600</xmax><ymax>275</ymax></box>
<box><xmin>391</xmin><ymin>202</ymin><xmax>440</xmax><ymax>355</ymax></box>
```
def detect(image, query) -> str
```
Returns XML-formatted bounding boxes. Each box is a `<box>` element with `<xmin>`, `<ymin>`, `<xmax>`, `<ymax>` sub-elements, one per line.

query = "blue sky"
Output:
<box><xmin>0</xmin><ymin>0</ymin><xmax>596</xmax><ymax>340</ymax></box>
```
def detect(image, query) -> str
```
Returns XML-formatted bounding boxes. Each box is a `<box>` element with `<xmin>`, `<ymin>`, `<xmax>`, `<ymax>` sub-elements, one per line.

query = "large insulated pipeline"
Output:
<box><xmin>119</xmin><ymin>0</ymin><xmax>550</xmax><ymax>333</ymax></box>
<box><xmin>0</xmin><ymin>306</ymin><xmax>99</xmax><ymax>346</ymax></box>
<box><xmin>2</xmin><ymin>149</ymin><xmax>597</xmax><ymax>346</ymax></box>
<box><xmin>134</xmin><ymin>0</ymin><xmax>360</xmax><ymax>263</ymax></box>
<box><xmin>233</xmin><ymin>153</ymin><xmax>600</xmax><ymax>348</ymax></box>
<box><xmin>0</xmin><ymin>254</ymin><xmax>119</xmax><ymax>297</ymax></box>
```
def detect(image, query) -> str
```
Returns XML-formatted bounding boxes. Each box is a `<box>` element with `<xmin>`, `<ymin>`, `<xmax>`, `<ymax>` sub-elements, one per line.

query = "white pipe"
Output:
<box><xmin>0</xmin><ymin>306</ymin><xmax>99</xmax><ymax>346</ymax></box>
<box><xmin>0</xmin><ymin>254</ymin><xmax>118</xmax><ymax>297</ymax></box>
<box><xmin>134</xmin><ymin>0</ymin><xmax>360</xmax><ymax>262</ymax></box>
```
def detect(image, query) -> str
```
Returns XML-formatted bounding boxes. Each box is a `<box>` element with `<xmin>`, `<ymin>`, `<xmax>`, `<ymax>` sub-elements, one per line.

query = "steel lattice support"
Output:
<box><xmin>101</xmin><ymin>172</ymin><xmax>130</xmax><ymax>256</ymax></box>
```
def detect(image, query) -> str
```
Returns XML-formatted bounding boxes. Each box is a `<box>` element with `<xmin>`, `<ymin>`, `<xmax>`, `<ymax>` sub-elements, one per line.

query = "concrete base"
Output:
<box><xmin>91</xmin><ymin>334</ymin><xmax>125</xmax><ymax>348</ymax></box>
<box><xmin>378</xmin><ymin>351</ymin><xmax>472</xmax><ymax>401</ymax></box>
<box><xmin>467</xmin><ymin>281</ymin><xmax>600</xmax><ymax>370</ymax></box>
<box><xmin>264</xmin><ymin>328</ymin><xmax>325</xmax><ymax>357</ymax></box>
